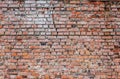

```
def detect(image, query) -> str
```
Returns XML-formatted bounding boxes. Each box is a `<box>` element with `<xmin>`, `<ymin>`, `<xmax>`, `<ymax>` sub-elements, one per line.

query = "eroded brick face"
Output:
<box><xmin>0</xmin><ymin>0</ymin><xmax>120</xmax><ymax>79</ymax></box>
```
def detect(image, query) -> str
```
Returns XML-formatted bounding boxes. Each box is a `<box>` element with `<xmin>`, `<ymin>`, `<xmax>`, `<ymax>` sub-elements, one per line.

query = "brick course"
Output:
<box><xmin>0</xmin><ymin>0</ymin><xmax>120</xmax><ymax>79</ymax></box>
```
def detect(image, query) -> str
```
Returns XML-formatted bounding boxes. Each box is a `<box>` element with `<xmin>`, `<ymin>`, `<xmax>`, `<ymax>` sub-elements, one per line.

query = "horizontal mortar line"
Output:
<box><xmin>0</xmin><ymin>6</ymin><xmax>107</xmax><ymax>8</ymax></box>
<box><xmin>2</xmin><ymin>26</ymin><xmax>119</xmax><ymax>28</ymax></box>
<box><xmin>2</xmin><ymin>24</ymin><xmax>118</xmax><ymax>25</ymax></box>
<box><xmin>1</xmin><ymin>10</ymin><xmax>110</xmax><ymax>12</ymax></box>
<box><xmin>0</xmin><ymin>7</ymin><xmax>108</xmax><ymax>10</ymax></box>
<box><xmin>4</xmin><ymin>28</ymin><xmax>118</xmax><ymax>29</ymax></box>
<box><xmin>0</xmin><ymin>6</ymin><xmax>95</xmax><ymax>7</ymax></box>
<box><xmin>1</xmin><ymin>10</ymin><xmax>114</xmax><ymax>13</ymax></box>
<box><xmin>1</xmin><ymin>6</ymin><xmax>120</xmax><ymax>8</ymax></box>
<box><xmin>0</xmin><ymin>35</ymin><xmax>119</xmax><ymax>36</ymax></box>
<box><xmin>26</xmin><ymin>10</ymin><xmax>117</xmax><ymax>12</ymax></box>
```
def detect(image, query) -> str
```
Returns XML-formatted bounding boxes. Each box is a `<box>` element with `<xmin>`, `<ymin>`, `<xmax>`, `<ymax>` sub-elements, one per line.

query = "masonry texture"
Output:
<box><xmin>0</xmin><ymin>0</ymin><xmax>120</xmax><ymax>79</ymax></box>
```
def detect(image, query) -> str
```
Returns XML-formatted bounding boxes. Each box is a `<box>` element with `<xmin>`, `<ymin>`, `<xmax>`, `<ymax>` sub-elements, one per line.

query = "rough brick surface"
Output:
<box><xmin>0</xmin><ymin>0</ymin><xmax>120</xmax><ymax>79</ymax></box>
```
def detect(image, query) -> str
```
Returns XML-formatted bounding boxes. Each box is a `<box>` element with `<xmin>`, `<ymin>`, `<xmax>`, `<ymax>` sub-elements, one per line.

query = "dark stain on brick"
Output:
<box><xmin>55</xmin><ymin>74</ymin><xmax>61</xmax><ymax>78</ymax></box>
<box><xmin>71</xmin><ymin>24</ymin><xmax>77</xmax><ymax>28</ymax></box>
<box><xmin>114</xmin><ymin>45</ymin><xmax>120</xmax><ymax>49</ymax></box>
<box><xmin>22</xmin><ymin>75</ymin><xmax>27</xmax><ymax>78</ymax></box>
<box><xmin>36</xmin><ymin>59</ymin><xmax>41</xmax><ymax>63</ymax></box>
<box><xmin>40</xmin><ymin>42</ymin><xmax>47</xmax><ymax>46</ymax></box>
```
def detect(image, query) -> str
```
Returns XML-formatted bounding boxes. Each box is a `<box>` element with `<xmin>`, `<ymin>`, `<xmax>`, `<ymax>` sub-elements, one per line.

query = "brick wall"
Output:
<box><xmin>0</xmin><ymin>0</ymin><xmax>120</xmax><ymax>79</ymax></box>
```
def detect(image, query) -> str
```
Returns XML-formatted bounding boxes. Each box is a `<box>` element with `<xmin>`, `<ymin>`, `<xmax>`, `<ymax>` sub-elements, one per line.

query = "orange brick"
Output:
<box><xmin>16</xmin><ymin>76</ymin><xmax>23</xmax><ymax>79</ymax></box>
<box><xmin>12</xmin><ymin>52</ymin><xmax>17</xmax><ymax>56</ymax></box>
<box><xmin>0</xmin><ymin>26</ymin><xmax>3</xmax><ymax>29</ymax></box>
<box><xmin>44</xmin><ymin>74</ymin><xmax>50</xmax><ymax>79</ymax></box>
<box><xmin>61</xmin><ymin>75</ymin><xmax>68</xmax><ymax>79</ymax></box>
